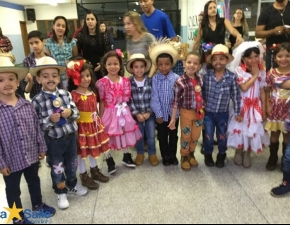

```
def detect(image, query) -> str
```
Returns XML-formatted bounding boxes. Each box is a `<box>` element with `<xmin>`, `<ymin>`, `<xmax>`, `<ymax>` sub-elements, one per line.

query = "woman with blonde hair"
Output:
<box><xmin>228</xmin><ymin>8</ymin><xmax>249</xmax><ymax>53</ymax></box>
<box><xmin>123</xmin><ymin>11</ymin><xmax>155</xmax><ymax>77</ymax></box>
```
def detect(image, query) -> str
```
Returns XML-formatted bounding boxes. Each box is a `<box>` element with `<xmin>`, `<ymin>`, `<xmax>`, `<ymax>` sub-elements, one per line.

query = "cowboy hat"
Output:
<box><xmin>126</xmin><ymin>54</ymin><xmax>152</xmax><ymax>74</ymax></box>
<box><xmin>149</xmin><ymin>37</ymin><xmax>180</xmax><ymax>67</ymax></box>
<box><xmin>30</xmin><ymin>56</ymin><xmax>66</xmax><ymax>76</ymax></box>
<box><xmin>206</xmin><ymin>44</ymin><xmax>234</xmax><ymax>63</ymax></box>
<box><xmin>0</xmin><ymin>56</ymin><xmax>28</xmax><ymax>80</ymax></box>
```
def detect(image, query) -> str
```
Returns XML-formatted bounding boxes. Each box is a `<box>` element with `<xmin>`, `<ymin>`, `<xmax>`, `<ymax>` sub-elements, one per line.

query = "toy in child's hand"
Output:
<box><xmin>50</xmin><ymin>95</ymin><xmax>66</xmax><ymax>126</ymax></box>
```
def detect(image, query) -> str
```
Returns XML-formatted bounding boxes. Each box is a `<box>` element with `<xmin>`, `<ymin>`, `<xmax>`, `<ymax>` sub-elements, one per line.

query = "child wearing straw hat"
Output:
<box><xmin>30</xmin><ymin>56</ymin><xmax>88</xmax><ymax>210</ymax></box>
<box><xmin>203</xmin><ymin>44</ymin><xmax>242</xmax><ymax>168</ymax></box>
<box><xmin>0</xmin><ymin>56</ymin><xmax>55</xmax><ymax>223</ymax></box>
<box><xmin>127</xmin><ymin>53</ymin><xmax>159</xmax><ymax>166</ymax></box>
<box><xmin>150</xmin><ymin>39</ymin><xmax>180</xmax><ymax>166</ymax></box>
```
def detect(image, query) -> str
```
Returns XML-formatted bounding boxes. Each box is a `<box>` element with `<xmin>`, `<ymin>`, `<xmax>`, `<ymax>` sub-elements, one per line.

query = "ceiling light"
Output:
<box><xmin>49</xmin><ymin>0</ymin><xmax>58</xmax><ymax>6</ymax></box>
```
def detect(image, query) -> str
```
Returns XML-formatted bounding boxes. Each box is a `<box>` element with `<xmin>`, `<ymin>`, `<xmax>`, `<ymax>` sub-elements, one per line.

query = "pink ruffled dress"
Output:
<box><xmin>96</xmin><ymin>76</ymin><xmax>142</xmax><ymax>150</ymax></box>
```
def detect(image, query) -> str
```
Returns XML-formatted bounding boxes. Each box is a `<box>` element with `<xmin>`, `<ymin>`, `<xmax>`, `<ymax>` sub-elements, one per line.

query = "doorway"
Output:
<box><xmin>20</xmin><ymin>21</ymin><xmax>30</xmax><ymax>56</ymax></box>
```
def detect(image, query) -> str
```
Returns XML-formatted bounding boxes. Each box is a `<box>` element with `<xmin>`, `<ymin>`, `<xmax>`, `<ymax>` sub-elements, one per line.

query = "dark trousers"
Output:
<box><xmin>3</xmin><ymin>162</ymin><xmax>42</xmax><ymax>220</ymax></box>
<box><xmin>156</xmin><ymin>118</ymin><xmax>179</xmax><ymax>160</ymax></box>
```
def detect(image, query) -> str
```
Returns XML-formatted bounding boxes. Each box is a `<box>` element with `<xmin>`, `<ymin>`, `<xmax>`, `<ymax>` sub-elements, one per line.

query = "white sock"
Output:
<box><xmin>89</xmin><ymin>155</ymin><xmax>97</xmax><ymax>168</ymax></box>
<box><xmin>78</xmin><ymin>156</ymin><xmax>86</xmax><ymax>174</ymax></box>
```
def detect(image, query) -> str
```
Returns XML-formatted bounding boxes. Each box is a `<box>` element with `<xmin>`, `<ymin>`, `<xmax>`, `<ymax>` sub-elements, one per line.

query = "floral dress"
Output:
<box><xmin>96</xmin><ymin>76</ymin><xmax>142</xmax><ymax>150</ymax></box>
<box><xmin>265</xmin><ymin>68</ymin><xmax>290</xmax><ymax>133</ymax></box>
<box><xmin>71</xmin><ymin>91</ymin><xmax>109</xmax><ymax>158</ymax></box>
<box><xmin>227</xmin><ymin>67</ymin><xmax>270</xmax><ymax>153</ymax></box>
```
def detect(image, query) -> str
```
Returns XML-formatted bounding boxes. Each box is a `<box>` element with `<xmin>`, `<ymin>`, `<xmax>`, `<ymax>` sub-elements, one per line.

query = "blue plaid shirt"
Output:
<box><xmin>202</xmin><ymin>69</ymin><xmax>241</xmax><ymax>115</ymax></box>
<box><xmin>129</xmin><ymin>76</ymin><xmax>152</xmax><ymax>115</ymax></box>
<box><xmin>151</xmin><ymin>71</ymin><xmax>180</xmax><ymax>121</ymax></box>
<box><xmin>32</xmin><ymin>88</ymin><xmax>79</xmax><ymax>138</ymax></box>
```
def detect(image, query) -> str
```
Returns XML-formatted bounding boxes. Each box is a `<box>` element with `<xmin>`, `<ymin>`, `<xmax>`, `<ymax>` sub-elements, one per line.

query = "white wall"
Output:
<box><xmin>26</xmin><ymin>3</ymin><xmax>78</xmax><ymax>33</ymax></box>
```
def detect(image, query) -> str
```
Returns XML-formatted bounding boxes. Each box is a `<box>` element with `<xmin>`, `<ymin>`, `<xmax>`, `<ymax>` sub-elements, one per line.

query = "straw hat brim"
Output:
<box><xmin>30</xmin><ymin>65</ymin><xmax>66</xmax><ymax>76</ymax></box>
<box><xmin>0</xmin><ymin>67</ymin><xmax>29</xmax><ymax>80</ymax></box>
<box><xmin>206</xmin><ymin>52</ymin><xmax>234</xmax><ymax>64</ymax></box>
<box><xmin>150</xmin><ymin>44</ymin><xmax>180</xmax><ymax>67</ymax></box>
<box><xmin>126</xmin><ymin>58</ymin><xmax>152</xmax><ymax>74</ymax></box>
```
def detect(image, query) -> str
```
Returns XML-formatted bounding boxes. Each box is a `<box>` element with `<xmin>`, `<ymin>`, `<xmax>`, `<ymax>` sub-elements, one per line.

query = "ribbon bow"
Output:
<box><xmin>202</xmin><ymin>42</ymin><xmax>214</xmax><ymax>52</ymax></box>
<box><xmin>240</xmin><ymin>97</ymin><xmax>262</xmax><ymax>118</ymax></box>
<box><xmin>66</xmin><ymin>60</ymin><xmax>85</xmax><ymax>85</ymax></box>
<box><xmin>116</xmin><ymin>49</ymin><xmax>124</xmax><ymax>58</ymax></box>
<box><xmin>115</xmin><ymin>102</ymin><xmax>127</xmax><ymax>117</ymax></box>
<box><xmin>269</xmin><ymin>43</ymin><xmax>280</xmax><ymax>51</ymax></box>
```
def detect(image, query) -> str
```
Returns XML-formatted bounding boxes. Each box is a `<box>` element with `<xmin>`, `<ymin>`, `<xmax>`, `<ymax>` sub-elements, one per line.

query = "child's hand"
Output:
<box><xmin>251</xmin><ymin>64</ymin><xmax>259</xmax><ymax>77</ymax></box>
<box><xmin>136</xmin><ymin>114</ymin><xmax>145</xmax><ymax>123</ymax></box>
<box><xmin>156</xmin><ymin>117</ymin><xmax>163</xmax><ymax>124</ymax></box>
<box><xmin>25</xmin><ymin>73</ymin><xmax>33</xmax><ymax>83</ymax></box>
<box><xmin>143</xmin><ymin>112</ymin><xmax>151</xmax><ymax>120</ymax></box>
<box><xmin>94</xmin><ymin>63</ymin><xmax>101</xmax><ymax>72</ymax></box>
<box><xmin>50</xmin><ymin>113</ymin><xmax>61</xmax><ymax>123</ymax></box>
<box><xmin>39</xmin><ymin>152</ymin><xmax>46</xmax><ymax>160</ymax></box>
<box><xmin>0</xmin><ymin>167</ymin><xmax>11</xmax><ymax>176</ymax></box>
<box><xmin>235</xmin><ymin>115</ymin><xmax>243</xmax><ymax>122</ymax></box>
<box><xmin>168</xmin><ymin>118</ymin><xmax>176</xmax><ymax>130</ymax></box>
<box><xmin>61</xmin><ymin>108</ymin><xmax>72</xmax><ymax>118</ymax></box>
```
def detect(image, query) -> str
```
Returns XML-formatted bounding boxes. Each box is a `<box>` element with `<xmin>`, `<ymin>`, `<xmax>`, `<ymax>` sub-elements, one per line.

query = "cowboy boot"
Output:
<box><xmin>266</xmin><ymin>142</ymin><xmax>279</xmax><ymax>171</ymax></box>
<box><xmin>90</xmin><ymin>166</ymin><xmax>109</xmax><ymax>183</ymax></box>
<box><xmin>79</xmin><ymin>171</ymin><xmax>99</xmax><ymax>190</ymax></box>
<box><xmin>181</xmin><ymin>155</ymin><xmax>191</xmax><ymax>171</ymax></box>
<box><xmin>189</xmin><ymin>151</ymin><xmax>198</xmax><ymax>167</ymax></box>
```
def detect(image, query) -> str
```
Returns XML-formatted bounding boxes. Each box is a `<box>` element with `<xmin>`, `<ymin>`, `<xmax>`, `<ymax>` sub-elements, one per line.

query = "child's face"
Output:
<box><xmin>184</xmin><ymin>54</ymin><xmax>201</xmax><ymax>76</ymax></box>
<box><xmin>242</xmin><ymin>51</ymin><xmax>259</xmax><ymax>68</ymax></box>
<box><xmin>132</xmin><ymin>60</ymin><xmax>146</xmax><ymax>79</ymax></box>
<box><xmin>275</xmin><ymin>49</ymin><xmax>290</xmax><ymax>68</ymax></box>
<box><xmin>0</xmin><ymin>72</ymin><xmax>19</xmax><ymax>96</ymax></box>
<box><xmin>37</xmin><ymin>68</ymin><xmax>60</xmax><ymax>92</ymax></box>
<box><xmin>211</xmin><ymin>54</ymin><xmax>228</xmax><ymax>71</ymax></box>
<box><xmin>105</xmin><ymin>56</ymin><xmax>120</xmax><ymax>76</ymax></box>
<box><xmin>156</xmin><ymin>57</ymin><xmax>172</xmax><ymax>76</ymax></box>
<box><xmin>79</xmin><ymin>69</ymin><xmax>91</xmax><ymax>89</ymax></box>
<box><xmin>28</xmin><ymin>37</ymin><xmax>45</xmax><ymax>55</ymax></box>
<box><xmin>53</xmin><ymin>19</ymin><xmax>66</xmax><ymax>37</ymax></box>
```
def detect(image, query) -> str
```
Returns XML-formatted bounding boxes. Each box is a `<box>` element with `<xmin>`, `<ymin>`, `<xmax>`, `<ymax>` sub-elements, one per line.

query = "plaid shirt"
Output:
<box><xmin>0</xmin><ymin>98</ymin><xmax>47</xmax><ymax>173</ymax></box>
<box><xmin>172</xmin><ymin>73</ymin><xmax>202</xmax><ymax>110</ymax></box>
<box><xmin>171</xmin><ymin>60</ymin><xmax>184</xmax><ymax>76</ymax></box>
<box><xmin>129</xmin><ymin>76</ymin><xmax>152</xmax><ymax>115</ymax></box>
<box><xmin>0</xmin><ymin>36</ymin><xmax>13</xmax><ymax>52</ymax></box>
<box><xmin>151</xmin><ymin>71</ymin><xmax>180</xmax><ymax>121</ymax></box>
<box><xmin>32</xmin><ymin>88</ymin><xmax>79</xmax><ymax>138</ymax></box>
<box><xmin>202</xmin><ymin>69</ymin><xmax>241</xmax><ymax>115</ymax></box>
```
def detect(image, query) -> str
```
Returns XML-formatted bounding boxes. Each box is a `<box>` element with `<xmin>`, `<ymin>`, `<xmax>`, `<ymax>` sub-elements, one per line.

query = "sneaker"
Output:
<box><xmin>106</xmin><ymin>154</ymin><xmax>116</xmax><ymax>175</ymax></box>
<box><xmin>122</xmin><ymin>153</ymin><xmax>136</xmax><ymax>168</ymax></box>
<box><xmin>67</xmin><ymin>184</ymin><xmax>88</xmax><ymax>196</ymax></box>
<box><xmin>32</xmin><ymin>203</ymin><xmax>56</xmax><ymax>217</ymax></box>
<box><xmin>270</xmin><ymin>181</ymin><xmax>290</xmax><ymax>197</ymax></box>
<box><xmin>57</xmin><ymin>194</ymin><xmax>69</xmax><ymax>209</ymax></box>
<box><xmin>13</xmin><ymin>218</ymin><xmax>34</xmax><ymax>224</ymax></box>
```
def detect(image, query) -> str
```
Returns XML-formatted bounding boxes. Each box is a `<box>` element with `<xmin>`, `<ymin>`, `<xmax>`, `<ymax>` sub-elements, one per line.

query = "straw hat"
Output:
<box><xmin>30</xmin><ymin>56</ymin><xmax>66</xmax><ymax>76</ymax></box>
<box><xmin>126</xmin><ymin>54</ymin><xmax>152</xmax><ymax>74</ymax></box>
<box><xmin>149</xmin><ymin>37</ymin><xmax>180</xmax><ymax>66</ymax></box>
<box><xmin>0</xmin><ymin>56</ymin><xmax>28</xmax><ymax>80</ymax></box>
<box><xmin>206</xmin><ymin>44</ymin><xmax>234</xmax><ymax>63</ymax></box>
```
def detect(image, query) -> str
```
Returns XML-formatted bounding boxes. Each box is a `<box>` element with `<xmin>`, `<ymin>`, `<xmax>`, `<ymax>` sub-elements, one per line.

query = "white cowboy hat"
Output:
<box><xmin>126</xmin><ymin>54</ymin><xmax>152</xmax><ymax>74</ymax></box>
<box><xmin>30</xmin><ymin>56</ymin><xmax>66</xmax><ymax>76</ymax></box>
<box><xmin>0</xmin><ymin>56</ymin><xmax>28</xmax><ymax>80</ymax></box>
<box><xmin>207</xmin><ymin>44</ymin><xmax>234</xmax><ymax>63</ymax></box>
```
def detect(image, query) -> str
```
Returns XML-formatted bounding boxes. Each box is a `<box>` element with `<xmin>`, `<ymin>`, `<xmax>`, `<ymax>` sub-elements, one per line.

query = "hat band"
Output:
<box><xmin>213</xmin><ymin>51</ymin><xmax>228</xmax><ymax>55</ymax></box>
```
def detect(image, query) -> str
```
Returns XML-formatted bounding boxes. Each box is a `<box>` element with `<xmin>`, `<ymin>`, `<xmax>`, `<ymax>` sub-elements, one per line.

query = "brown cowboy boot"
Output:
<box><xmin>80</xmin><ymin>171</ymin><xmax>99</xmax><ymax>190</ymax></box>
<box><xmin>90</xmin><ymin>166</ymin><xmax>109</xmax><ymax>183</ymax></box>
<box><xmin>189</xmin><ymin>152</ymin><xmax>198</xmax><ymax>167</ymax></box>
<box><xmin>181</xmin><ymin>155</ymin><xmax>191</xmax><ymax>171</ymax></box>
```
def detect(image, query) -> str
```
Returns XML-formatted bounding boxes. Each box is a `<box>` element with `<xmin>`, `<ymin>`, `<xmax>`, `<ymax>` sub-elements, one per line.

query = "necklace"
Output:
<box><xmin>277</xmin><ymin>7</ymin><xmax>286</xmax><ymax>16</ymax></box>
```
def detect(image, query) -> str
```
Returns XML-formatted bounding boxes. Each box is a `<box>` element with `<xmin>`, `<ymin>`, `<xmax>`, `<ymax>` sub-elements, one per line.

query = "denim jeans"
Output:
<box><xmin>45</xmin><ymin>133</ymin><xmax>78</xmax><ymax>194</ymax></box>
<box><xmin>284</xmin><ymin>138</ymin><xmax>290</xmax><ymax>174</ymax></box>
<box><xmin>135</xmin><ymin>114</ymin><xmax>156</xmax><ymax>155</ymax></box>
<box><xmin>157</xmin><ymin>118</ymin><xmax>179</xmax><ymax>160</ymax></box>
<box><xmin>204</xmin><ymin>111</ymin><xmax>229</xmax><ymax>154</ymax></box>
<box><xmin>3</xmin><ymin>162</ymin><xmax>42</xmax><ymax>220</ymax></box>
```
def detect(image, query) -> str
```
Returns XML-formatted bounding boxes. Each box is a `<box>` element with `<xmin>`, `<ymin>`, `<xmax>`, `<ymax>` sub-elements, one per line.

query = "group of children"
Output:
<box><xmin>1</xmin><ymin>30</ymin><xmax>290</xmax><ymax>223</ymax></box>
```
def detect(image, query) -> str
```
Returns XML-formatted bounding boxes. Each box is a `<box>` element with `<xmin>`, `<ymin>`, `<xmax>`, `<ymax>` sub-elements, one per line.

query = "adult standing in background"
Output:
<box><xmin>77</xmin><ymin>11</ymin><xmax>111</xmax><ymax>80</ymax></box>
<box><xmin>255</xmin><ymin>0</ymin><xmax>290</xmax><ymax>72</ymax></box>
<box><xmin>0</xmin><ymin>27</ymin><xmax>13</xmax><ymax>53</ymax></box>
<box><xmin>100</xmin><ymin>22</ymin><xmax>114</xmax><ymax>50</ymax></box>
<box><xmin>45</xmin><ymin>16</ymin><xmax>78</xmax><ymax>89</ymax></box>
<box><xmin>73</xmin><ymin>19</ymin><xmax>84</xmax><ymax>39</ymax></box>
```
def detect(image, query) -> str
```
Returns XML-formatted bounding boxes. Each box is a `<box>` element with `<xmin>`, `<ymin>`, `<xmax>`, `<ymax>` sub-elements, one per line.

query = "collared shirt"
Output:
<box><xmin>129</xmin><ymin>76</ymin><xmax>152</xmax><ymax>115</ymax></box>
<box><xmin>0</xmin><ymin>98</ymin><xmax>47</xmax><ymax>173</ymax></box>
<box><xmin>202</xmin><ymin>69</ymin><xmax>241</xmax><ymax>115</ymax></box>
<box><xmin>32</xmin><ymin>88</ymin><xmax>79</xmax><ymax>138</ymax></box>
<box><xmin>151</xmin><ymin>71</ymin><xmax>180</xmax><ymax>121</ymax></box>
<box><xmin>172</xmin><ymin>73</ymin><xmax>202</xmax><ymax>110</ymax></box>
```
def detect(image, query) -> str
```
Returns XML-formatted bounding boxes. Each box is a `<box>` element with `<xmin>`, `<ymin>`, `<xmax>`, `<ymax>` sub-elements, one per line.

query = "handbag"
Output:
<box><xmin>0</xmin><ymin>48</ymin><xmax>16</xmax><ymax>64</ymax></box>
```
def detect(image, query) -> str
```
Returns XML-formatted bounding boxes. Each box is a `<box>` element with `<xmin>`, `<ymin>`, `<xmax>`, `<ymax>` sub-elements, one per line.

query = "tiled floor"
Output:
<box><xmin>0</xmin><ymin>140</ymin><xmax>290</xmax><ymax>224</ymax></box>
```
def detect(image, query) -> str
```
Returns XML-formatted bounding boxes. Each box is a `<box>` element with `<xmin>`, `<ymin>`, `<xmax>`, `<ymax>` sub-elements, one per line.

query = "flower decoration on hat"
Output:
<box><xmin>202</xmin><ymin>42</ymin><xmax>214</xmax><ymax>52</ymax></box>
<box><xmin>116</xmin><ymin>49</ymin><xmax>124</xmax><ymax>58</ymax></box>
<box><xmin>66</xmin><ymin>60</ymin><xmax>85</xmax><ymax>85</ymax></box>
